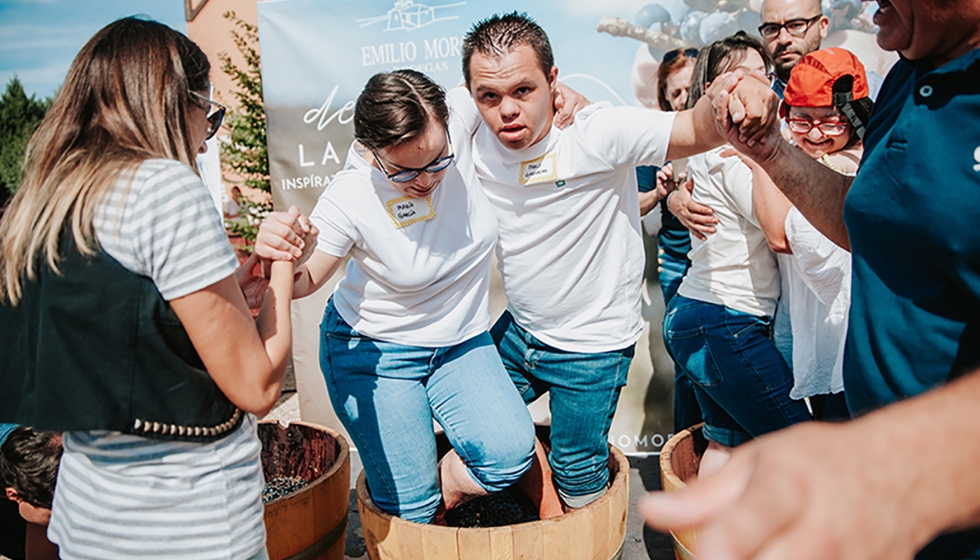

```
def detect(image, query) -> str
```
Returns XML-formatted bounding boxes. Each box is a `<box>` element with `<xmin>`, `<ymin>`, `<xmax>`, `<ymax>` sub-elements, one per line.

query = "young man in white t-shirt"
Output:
<box><xmin>458</xmin><ymin>12</ymin><xmax>778</xmax><ymax>508</ymax></box>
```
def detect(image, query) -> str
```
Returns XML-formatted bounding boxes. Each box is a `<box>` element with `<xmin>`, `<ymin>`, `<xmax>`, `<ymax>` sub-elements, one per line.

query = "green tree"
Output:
<box><xmin>0</xmin><ymin>77</ymin><xmax>51</xmax><ymax>205</ymax></box>
<box><xmin>219</xmin><ymin>11</ymin><xmax>271</xmax><ymax>249</ymax></box>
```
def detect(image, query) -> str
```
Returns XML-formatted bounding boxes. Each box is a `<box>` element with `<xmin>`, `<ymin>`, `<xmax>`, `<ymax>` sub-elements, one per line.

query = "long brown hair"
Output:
<box><xmin>0</xmin><ymin>17</ymin><xmax>210</xmax><ymax>304</ymax></box>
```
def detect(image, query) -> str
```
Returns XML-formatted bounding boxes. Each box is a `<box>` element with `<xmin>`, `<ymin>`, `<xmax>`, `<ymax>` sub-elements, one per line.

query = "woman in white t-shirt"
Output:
<box><xmin>255</xmin><ymin>70</ymin><xmax>536</xmax><ymax>524</ymax></box>
<box><xmin>0</xmin><ymin>19</ymin><xmax>298</xmax><ymax>559</ymax></box>
<box><xmin>661</xmin><ymin>34</ymin><xmax>812</xmax><ymax>477</ymax></box>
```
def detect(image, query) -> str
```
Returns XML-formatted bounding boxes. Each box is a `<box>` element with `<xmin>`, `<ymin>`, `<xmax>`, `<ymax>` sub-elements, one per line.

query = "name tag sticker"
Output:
<box><xmin>519</xmin><ymin>152</ymin><xmax>559</xmax><ymax>185</ymax></box>
<box><xmin>385</xmin><ymin>195</ymin><xmax>436</xmax><ymax>228</ymax></box>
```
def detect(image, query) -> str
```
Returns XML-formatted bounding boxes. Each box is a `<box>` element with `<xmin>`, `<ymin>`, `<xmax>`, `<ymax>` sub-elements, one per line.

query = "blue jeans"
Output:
<box><xmin>490</xmin><ymin>311</ymin><xmax>633</xmax><ymax>508</ymax></box>
<box><xmin>656</xmin><ymin>243</ymin><xmax>701</xmax><ymax>432</ymax></box>
<box><xmin>662</xmin><ymin>295</ymin><xmax>811</xmax><ymax>446</ymax></box>
<box><xmin>320</xmin><ymin>300</ymin><xmax>535</xmax><ymax>524</ymax></box>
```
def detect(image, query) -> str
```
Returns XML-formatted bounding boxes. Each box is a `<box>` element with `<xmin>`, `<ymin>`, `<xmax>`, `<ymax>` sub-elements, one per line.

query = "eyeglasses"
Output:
<box><xmin>663</xmin><ymin>48</ymin><xmax>698</xmax><ymax>63</ymax></box>
<box><xmin>785</xmin><ymin>118</ymin><xmax>849</xmax><ymax>136</ymax></box>
<box><xmin>758</xmin><ymin>15</ymin><xmax>822</xmax><ymax>40</ymax></box>
<box><xmin>372</xmin><ymin>136</ymin><xmax>455</xmax><ymax>183</ymax></box>
<box><xmin>189</xmin><ymin>90</ymin><xmax>226</xmax><ymax>140</ymax></box>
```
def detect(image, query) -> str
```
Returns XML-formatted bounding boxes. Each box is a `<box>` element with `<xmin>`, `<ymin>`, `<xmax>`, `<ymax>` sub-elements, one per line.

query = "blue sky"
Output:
<box><xmin>0</xmin><ymin>0</ymin><xmax>186</xmax><ymax>99</ymax></box>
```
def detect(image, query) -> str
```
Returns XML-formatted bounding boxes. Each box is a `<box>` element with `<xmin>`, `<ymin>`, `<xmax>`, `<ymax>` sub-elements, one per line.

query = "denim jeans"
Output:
<box><xmin>662</xmin><ymin>295</ymin><xmax>811</xmax><ymax>446</ymax></box>
<box><xmin>320</xmin><ymin>300</ymin><xmax>535</xmax><ymax>524</ymax></box>
<box><xmin>656</xmin><ymin>243</ymin><xmax>701</xmax><ymax>432</ymax></box>
<box><xmin>490</xmin><ymin>311</ymin><xmax>633</xmax><ymax>508</ymax></box>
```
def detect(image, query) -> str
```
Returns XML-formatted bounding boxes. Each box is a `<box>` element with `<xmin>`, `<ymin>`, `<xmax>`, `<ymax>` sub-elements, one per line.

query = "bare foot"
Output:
<box><xmin>517</xmin><ymin>439</ymin><xmax>565</xmax><ymax>519</ymax></box>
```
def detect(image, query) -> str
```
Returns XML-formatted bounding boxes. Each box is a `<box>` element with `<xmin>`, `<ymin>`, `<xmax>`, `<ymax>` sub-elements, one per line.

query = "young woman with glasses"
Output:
<box><xmin>254</xmin><ymin>69</ymin><xmax>543</xmax><ymax>524</ymax></box>
<box><xmin>0</xmin><ymin>18</ymin><xmax>298</xmax><ymax>559</ymax></box>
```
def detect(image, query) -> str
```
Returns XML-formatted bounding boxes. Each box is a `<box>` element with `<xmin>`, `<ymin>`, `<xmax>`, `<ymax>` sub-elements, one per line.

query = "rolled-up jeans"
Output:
<box><xmin>320</xmin><ymin>300</ymin><xmax>535</xmax><ymax>524</ymax></box>
<box><xmin>491</xmin><ymin>311</ymin><xmax>633</xmax><ymax>508</ymax></box>
<box><xmin>662</xmin><ymin>295</ymin><xmax>811</xmax><ymax>446</ymax></box>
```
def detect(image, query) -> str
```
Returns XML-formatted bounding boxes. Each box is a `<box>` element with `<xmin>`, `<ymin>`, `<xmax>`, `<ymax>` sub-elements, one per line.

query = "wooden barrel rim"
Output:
<box><xmin>260</xmin><ymin>420</ymin><xmax>351</xmax><ymax>506</ymax></box>
<box><xmin>260</xmin><ymin>421</ymin><xmax>352</xmax><ymax>560</ymax></box>
<box><xmin>659</xmin><ymin>424</ymin><xmax>702</xmax><ymax>491</ymax></box>
<box><xmin>356</xmin><ymin>444</ymin><xmax>629</xmax><ymax>534</ymax></box>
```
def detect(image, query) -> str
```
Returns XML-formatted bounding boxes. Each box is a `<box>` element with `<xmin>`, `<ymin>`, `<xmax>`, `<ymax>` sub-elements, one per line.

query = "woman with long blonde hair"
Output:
<box><xmin>0</xmin><ymin>18</ymin><xmax>302</xmax><ymax>559</ymax></box>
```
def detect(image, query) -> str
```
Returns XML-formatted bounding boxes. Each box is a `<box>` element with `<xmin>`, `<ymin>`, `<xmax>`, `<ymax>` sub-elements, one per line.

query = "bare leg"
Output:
<box><xmin>698</xmin><ymin>440</ymin><xmax>732</xmax><ymax>480</ymax></box>
<box><xmin>516</xmin><ymin>439</ymin><xmax>565</xmax><ymax>519</ymax></box>
<box><xmin>439</xmin><ymin>449</ymin><xmax>490</xmax><ymax>512</ymax></box>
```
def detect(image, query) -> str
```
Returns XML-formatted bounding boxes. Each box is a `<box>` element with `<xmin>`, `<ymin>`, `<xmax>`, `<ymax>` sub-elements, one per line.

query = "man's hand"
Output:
<box><xmin>669</xmin><ymin>176</ymin><xmax>718</xmax><ymax>241</ymax></box>
<box><xmin>708</xmin><ymin>71</ymin><xmax>782</xmax><ymax>158</ymax></box>
<box><xmin>639</xmin><ymin>420</ymin><xmax>931</xmax><ymax>560</ymax></box>
<box><xmin>554</xmin><ymin>82</ymin><xmax>590</xmax><ymax>129</ymax></box>
<box><xmin>638</xmin><ymin>366</ymin><xmax>980</xmax><ymax>560</ymax></box>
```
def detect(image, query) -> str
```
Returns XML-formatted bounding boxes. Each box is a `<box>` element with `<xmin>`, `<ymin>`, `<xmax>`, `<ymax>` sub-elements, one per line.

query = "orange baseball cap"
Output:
<box><xmin>783</xmin><ymin>48</ymin><xmax>870</xmax><ymax>109</ymax></box>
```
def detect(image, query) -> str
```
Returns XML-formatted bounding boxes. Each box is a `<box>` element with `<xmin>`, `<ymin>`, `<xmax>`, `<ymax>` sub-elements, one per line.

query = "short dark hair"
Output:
<box><xmin>461</xmin><ymin>12</ymin><xmax>554</xmax><ymax>87</ymax></box>
<box><xmin>353</xmin><ymin>69</ymin><xmax>449</xmax><ymax>152</ymax></box>
<box><xmin>0</xmin><ymin>427</ymin><xmax>62</xmax><ymax>510</ymax></box>
<box><xmin>687</xmin><ymin>32</ymin><xmax>774</xmax><ymax>110</ymax></box>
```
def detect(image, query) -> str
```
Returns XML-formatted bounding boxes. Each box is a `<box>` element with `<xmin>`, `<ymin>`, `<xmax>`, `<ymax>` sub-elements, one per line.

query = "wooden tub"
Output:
<box><xmin>659</xmin><ymin>424</ymin><xmax>707</xmax><ymax>560</ymax></box>
<box><xmin>357</xmin><ymin>436</ymin><xmax>629</xmax><ymax>560</ymax></box>
<box><xmin>259</xmin><ymin>421</ymin><xmax>351</xmax><ymax>560</ymax></box>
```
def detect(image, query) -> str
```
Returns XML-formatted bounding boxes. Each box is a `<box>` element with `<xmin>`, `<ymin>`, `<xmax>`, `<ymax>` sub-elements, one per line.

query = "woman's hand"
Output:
<box><xmin>234</xmin><ymin>252</ymin><xmax>269</xmax><ymax>309</ymax></box>
<box><xmin>669</xmin><ymin>176</ymin><xmax>718</xmax><ymax>241</ymax></box>
<box><xmin>255</xmin><ymin>206</ymin><xmax>317</xmax><ymax>262</ymax></box>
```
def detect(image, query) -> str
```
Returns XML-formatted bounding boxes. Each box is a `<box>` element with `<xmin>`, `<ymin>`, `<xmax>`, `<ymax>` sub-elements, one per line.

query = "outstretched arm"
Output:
<box><xmin>666</xmin><ymin>73</ymin><xmax>779</xmax><ymax>162</ymax></box>
<box><xmin>641</xmin><ymin>368</ymin><xmax>980</xmax><ymax>560</ymax></box>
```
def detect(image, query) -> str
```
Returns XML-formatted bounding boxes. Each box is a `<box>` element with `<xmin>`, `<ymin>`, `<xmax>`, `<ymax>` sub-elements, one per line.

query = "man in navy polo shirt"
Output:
<box><xmin>641</xmin><ymin>1</ymin><xmax>980</xmax><ymax>559</ymax></box>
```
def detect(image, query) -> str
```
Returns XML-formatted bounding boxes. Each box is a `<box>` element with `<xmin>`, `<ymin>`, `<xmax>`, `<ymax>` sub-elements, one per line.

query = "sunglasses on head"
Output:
<box><xmin>663</xmin><ymin>48</ymin><xmax>699</xmax><ymax>63</ymax></box>
<box><xmin>189</xmin><ymin>90</ymin><xmax>226</xmax><ymax>140</ymax></box>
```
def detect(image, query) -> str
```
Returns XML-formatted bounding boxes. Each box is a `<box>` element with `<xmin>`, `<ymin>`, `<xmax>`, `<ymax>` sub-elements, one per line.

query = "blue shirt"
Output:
<box><xmin>843</xmin><ymin>49</ymin><xmax>980</xmax><ymax>560</ymax></box>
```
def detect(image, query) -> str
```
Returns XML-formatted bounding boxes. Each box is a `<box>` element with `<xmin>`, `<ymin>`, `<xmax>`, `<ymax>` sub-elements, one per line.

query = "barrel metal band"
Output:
<box><xmin>283</xmin><ymin>511</ymin><xmax>349</xmax><ymax>560</ymax></box>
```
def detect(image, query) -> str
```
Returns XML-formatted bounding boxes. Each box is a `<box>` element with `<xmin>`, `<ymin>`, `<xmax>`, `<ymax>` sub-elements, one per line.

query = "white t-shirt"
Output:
<box><xmin>461</xmin><ymin>101</ymin><xmax>674</xmax><ymax>353</ymax></box>
<box><xmin>678</xmin><ymin>146</ymin><xmax>781</xmax><ymax>317</ymax></box>
<box><xmin>310</xmin><ymin>115</ymin><xmax>498</xmax><ymax>347</ymax></box>
<box><xmin>775</xmin><ymin>207</ymin><xmax>850</xmax><ymax>399</ymax></box>
<box><xmin>48</xmin><ymin>159</ymin><xmax>265</xmax><ymax>560</ymax></box>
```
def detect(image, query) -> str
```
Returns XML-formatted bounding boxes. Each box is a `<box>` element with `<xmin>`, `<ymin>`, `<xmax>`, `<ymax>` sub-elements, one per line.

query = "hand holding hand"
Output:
<box><xmin>669</xmin><ymin>176</ymin><xmax>717</xmax><ymax>241</ymax></box>
<box><xmin>707</xmin><ymin>71</ymin><xmax>782</xmax><ymax>159</ymax></box>
<box><xmin>255</xmin><ymin>206</ymin><xmax>318</xmax><ymax>265</ymax></box>
<box><xmin>234</xmin><ymin>252</ymin><xmax>270</xmax><ymax>309</ymax></box>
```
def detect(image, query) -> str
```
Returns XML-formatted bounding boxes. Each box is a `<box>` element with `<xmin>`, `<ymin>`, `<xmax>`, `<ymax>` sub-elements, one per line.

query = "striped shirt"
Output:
<box><xmin>47</xmin><ymin>159</ymin><xmax>265</xmax><ymax>560</ymax></box>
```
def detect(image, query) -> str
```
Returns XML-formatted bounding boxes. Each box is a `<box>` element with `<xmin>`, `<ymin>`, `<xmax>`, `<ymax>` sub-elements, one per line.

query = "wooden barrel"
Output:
<box><xmin>356</xmin><ymin>444</ymin><xmax>629</xmax><ymax>560</ymax></box>
<box><xmin>259</xmin><ymin>421</ymin><xmax>351</xmax><ymax>560</ymax></box>
<box><xmin>659</xmin><ymin>424</ymin><xmax>707</xmax><ymax>560</ymax></box>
